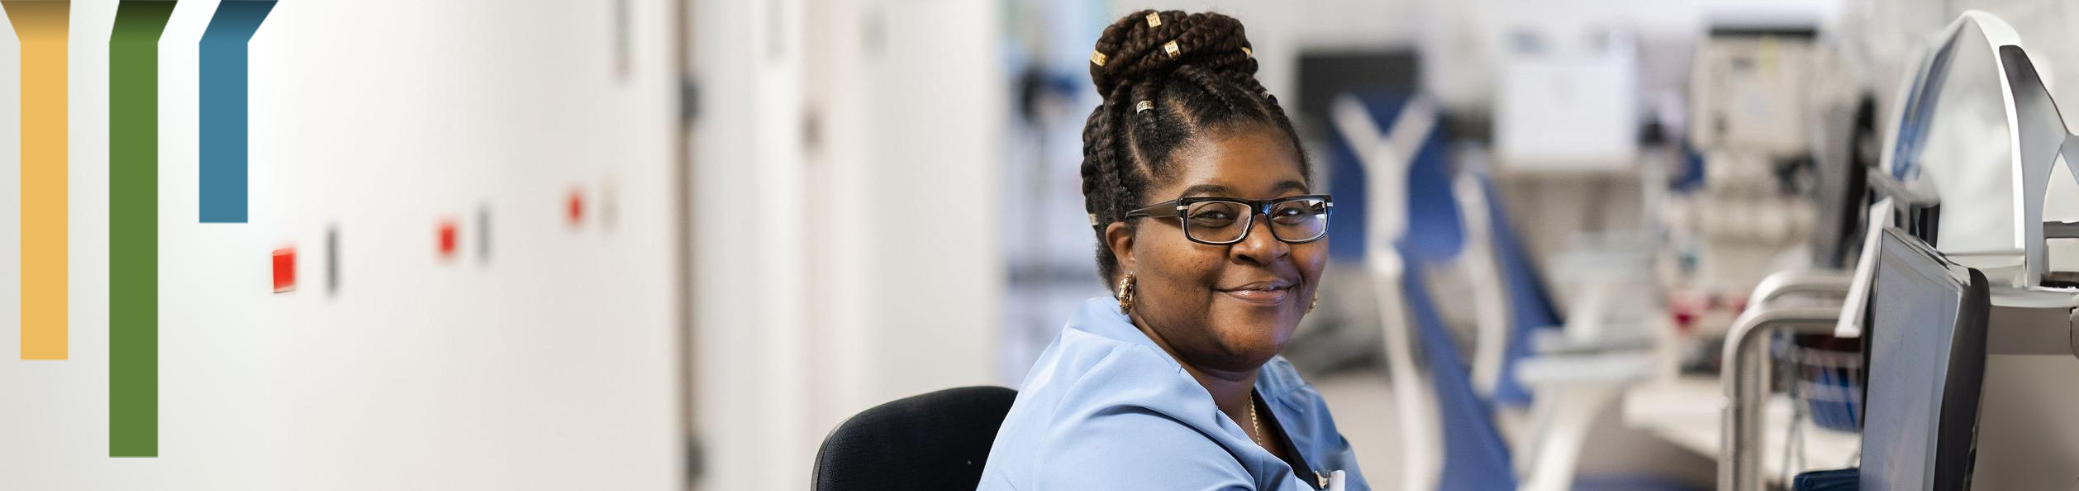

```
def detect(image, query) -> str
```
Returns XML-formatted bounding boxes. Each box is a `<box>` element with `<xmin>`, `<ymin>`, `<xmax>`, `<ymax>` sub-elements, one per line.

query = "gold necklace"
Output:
<box><xmin>1247</xmin><ymin>392</ymin><xmax>1266</xmax><ymax>448</ymax></box>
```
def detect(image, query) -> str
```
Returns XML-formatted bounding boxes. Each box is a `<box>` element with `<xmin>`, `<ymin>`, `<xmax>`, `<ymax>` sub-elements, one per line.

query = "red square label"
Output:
<box><xmin>272</xmin><ymin>248</ymin><xmax>296</xmax><ymax>293</ymax></box>
<box><xmin>567</xmin><ymin>189</ymin><xmax>585</xmax><ymax>226</ymax></box>
<box><xmin>438</xmin><ymin>221</ymin><xmax>459</xmax><ymax>259</ymax></box>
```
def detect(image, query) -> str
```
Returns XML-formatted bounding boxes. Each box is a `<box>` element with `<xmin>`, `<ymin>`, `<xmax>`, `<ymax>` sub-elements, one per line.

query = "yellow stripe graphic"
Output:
<box><xmin>7</xmin><ymin>1</ymin><xmax>70</xmax><ymax>360</ymax></box>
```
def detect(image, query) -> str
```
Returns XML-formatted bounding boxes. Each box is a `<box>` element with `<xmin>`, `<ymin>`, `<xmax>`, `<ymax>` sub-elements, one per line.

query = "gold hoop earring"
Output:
<box><xmin>1117</xmin><ymin>273</ymin><xmax>1137</xmax><ymax>312</ymax></box>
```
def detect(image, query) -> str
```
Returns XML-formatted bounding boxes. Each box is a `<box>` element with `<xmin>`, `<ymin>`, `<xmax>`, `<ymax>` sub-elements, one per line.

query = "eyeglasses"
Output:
<box><xmin>1123</xmin><ymin>195</ymin><xmax>1333</xmax><ymax>245</ymax></box>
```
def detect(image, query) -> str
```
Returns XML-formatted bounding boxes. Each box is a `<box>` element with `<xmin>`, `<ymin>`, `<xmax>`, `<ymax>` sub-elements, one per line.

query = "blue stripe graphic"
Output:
<box><xmin>199</xmin><ymin>0</ymin><xmax>275</xmax><ymax>223</ymax></box>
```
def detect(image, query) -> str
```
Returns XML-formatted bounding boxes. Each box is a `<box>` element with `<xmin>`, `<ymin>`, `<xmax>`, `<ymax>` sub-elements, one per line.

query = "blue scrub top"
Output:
<box><xmin>979</xmin><ymin>297</ymin><xmax>1372</xmax><ymax>491</ymax></box>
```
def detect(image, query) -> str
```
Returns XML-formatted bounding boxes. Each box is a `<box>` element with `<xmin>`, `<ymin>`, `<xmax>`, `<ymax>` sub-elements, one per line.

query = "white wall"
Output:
<box><xmin>690</xmin><ymin>0</ymin><xmax>1004</xmax><ymax>489</ymax></box>
<box><xmin>0</xmin><ymin>0</ymin><xmax>684</xmax><ymax>489</ymax></box>
<box><xmin>688</xmin><ymin>0</ymin><xmax>811</xmax><ymax>489</ymax></box>
<box><xmin>1127</xmin><ymin>0</ymin><xmax>1427</xmax><ymax>107</ymax></box>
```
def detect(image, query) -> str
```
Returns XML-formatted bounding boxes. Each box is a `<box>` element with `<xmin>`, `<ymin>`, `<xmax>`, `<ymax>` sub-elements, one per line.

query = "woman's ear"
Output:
<box><xmin>1104</xmin><ymin>222</ymin><xmax>1136</xmax><ymax>274</ymax></box>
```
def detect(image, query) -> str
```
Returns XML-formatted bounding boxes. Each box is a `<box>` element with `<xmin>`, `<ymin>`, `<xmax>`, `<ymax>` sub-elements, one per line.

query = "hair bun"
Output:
<box><xmin>1088</xmin><ymin>10</ymin><xmax>1259</xmax><ymax>97</ymax></box>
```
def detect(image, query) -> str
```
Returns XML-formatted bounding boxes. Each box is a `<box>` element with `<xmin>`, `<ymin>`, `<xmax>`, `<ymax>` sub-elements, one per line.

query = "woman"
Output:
<box><xmin>980</xmin><ymin>10</ymin><xmax>1368</xmax><ymax>491</ymax></box>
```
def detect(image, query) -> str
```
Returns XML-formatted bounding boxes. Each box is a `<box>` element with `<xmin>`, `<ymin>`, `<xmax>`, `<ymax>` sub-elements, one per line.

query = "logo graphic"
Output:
<box><xmin>9</xmin><ymin>0</ymin><xmax>276</xmax><ymax>458</ymax></box>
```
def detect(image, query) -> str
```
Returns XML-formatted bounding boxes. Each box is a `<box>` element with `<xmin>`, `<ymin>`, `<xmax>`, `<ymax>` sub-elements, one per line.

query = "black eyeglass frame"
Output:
<box><xmin>1121</xmin><ymin>194</ymin><xmax>1334</xmax><ymax>245</ymax></box>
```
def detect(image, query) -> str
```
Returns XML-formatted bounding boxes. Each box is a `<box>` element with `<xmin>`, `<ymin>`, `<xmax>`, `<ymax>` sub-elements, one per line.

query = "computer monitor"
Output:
<box><xmin>1860</xmin><ymin>227</ymin><xmax>1991</xmax><ymax>490</ymax></box>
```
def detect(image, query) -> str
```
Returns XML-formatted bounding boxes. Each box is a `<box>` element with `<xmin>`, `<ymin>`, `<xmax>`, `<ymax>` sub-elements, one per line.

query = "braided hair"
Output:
<box><xmin>1081</xmin><ymin>10</ymin><xmax>1309</xmax><ymax>284</ymax></box>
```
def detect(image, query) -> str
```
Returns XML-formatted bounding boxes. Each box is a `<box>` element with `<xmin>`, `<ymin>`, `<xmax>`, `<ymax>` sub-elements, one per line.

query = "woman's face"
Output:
<box><xmin>1108</xmin><ymin>127</ymin><xmax>1327</xmax><ymax>374</ymax></box>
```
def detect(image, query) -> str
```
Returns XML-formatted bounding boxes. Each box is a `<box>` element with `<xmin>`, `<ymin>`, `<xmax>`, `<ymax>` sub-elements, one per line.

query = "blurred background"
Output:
<box><xmin>4</xmin><ymin>0</ymin><xmax>2079</xmax><ymax>489</ymax></box>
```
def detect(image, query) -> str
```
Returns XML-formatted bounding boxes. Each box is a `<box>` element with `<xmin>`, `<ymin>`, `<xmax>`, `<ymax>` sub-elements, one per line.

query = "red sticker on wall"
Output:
<box><xmin>272</xmin><ymin>247</ymin><xmax>296</xmax><ymax>293</ymax></box>
<box><xmin>567</xmin><ymin>189</ymin><xmax>584</xmax><ymax>226</ymax></box>
<box><xmin>438</xmin><ymin>220</ymin><xmax>459</xmax><ymax>259</ymax></box>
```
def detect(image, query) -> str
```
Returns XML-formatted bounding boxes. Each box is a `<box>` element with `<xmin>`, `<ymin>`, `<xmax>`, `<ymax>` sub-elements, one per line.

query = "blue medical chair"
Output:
<box><xmin>1333</xmin><ymin>92</ymin><xmax>1693</xmax><ymax>491</ymax></box>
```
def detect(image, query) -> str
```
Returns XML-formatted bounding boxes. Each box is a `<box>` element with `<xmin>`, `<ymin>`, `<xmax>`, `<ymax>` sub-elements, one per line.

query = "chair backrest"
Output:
<box><xmin>1327</xmin><ymin>91</ymin><xmax>1463</xmax><ymax>263</ymax></box>
<box><xmin>812</xmin><ymin>386</ymin><xmax>1018</xmax><ymax>491</ymax></box>
<box><xmin>1859</xmin><ymin>227</ymin><xmax>1990</xmax><ymax>491</ymax></box>
<box><xmin>1470</xmin><ymin>171</ymin><xmax>1563</xmax><ymax>408</ymax></box>
<box><xmin>1400</xmin><ymin>256</ymin><xmax>1519</xmax><ymax>491</ymax></box>
<box><xmin>1336</xmin><ymin>91</ymin><xmax>1515</xmax><ymax>489</ymax></box>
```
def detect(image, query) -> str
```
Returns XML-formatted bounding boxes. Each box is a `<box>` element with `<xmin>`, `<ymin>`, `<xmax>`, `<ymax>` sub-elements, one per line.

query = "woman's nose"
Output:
<box><xmin>1229</xmin><ymin>214</ymin><xmax>1290</xmax><ymax>263</ymax></box>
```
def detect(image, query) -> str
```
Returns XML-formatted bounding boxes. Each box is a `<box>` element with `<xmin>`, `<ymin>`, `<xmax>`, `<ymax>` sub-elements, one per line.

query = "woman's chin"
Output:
<box><xmin>1211</xmin><ymin>299</ymin><xmax>1297</xmax><ymax>329</ymax></box>
<box><xmin>1211</xmin><ymin>322</ymin><xmax>1292</xmax><ymax>365</ymax></box>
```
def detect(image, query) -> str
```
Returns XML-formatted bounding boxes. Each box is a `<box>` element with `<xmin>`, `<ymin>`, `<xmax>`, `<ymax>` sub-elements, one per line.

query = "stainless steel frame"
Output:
<box><xmin>1717</xmin><ymin>306</ymin><xmax>1845</xmax><ymax>491</ymax></box>
<box><xmin>1743</xmin><ymin>270</ymin><xmax>1853</xmax><ymax>309</ymax></box>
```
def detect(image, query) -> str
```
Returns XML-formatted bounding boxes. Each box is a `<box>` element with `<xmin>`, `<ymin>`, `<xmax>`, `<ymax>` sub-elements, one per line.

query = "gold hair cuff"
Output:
<box><xmin>1135</xmin><ymin>100</ymin><xmax>1154</xmax><ymax>113</ymax></box>
<box><xmin>1091</xmin><ymin>50</ymin><xmax>1108</xmax><ymax>66</ymax></box>
<box><xmin>1146</xmin><ymin>12</ymin><xmax>1162</xmax><ymax>28</ymax></box>
<box><xmin>1241</xmin><ymin>46</ymin><xmax>1253</xmax><ymax>58</ymax></box>
<box><xmin>1088</xmin><ymin>213</ymin><xmax>1101</xmax><ymax>226</ymax></box>
<box><xmin>1163</xmin><ymin>40</ymin><xmax>1180</xmax><ymax>58</ymax></box>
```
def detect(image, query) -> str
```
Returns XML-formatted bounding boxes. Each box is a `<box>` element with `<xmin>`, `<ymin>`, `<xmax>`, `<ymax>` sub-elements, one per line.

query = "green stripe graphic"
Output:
<box><xmin>110</xmin><ymin>0</ymin><xmax>176</xmax><ymax>458</ymax></box>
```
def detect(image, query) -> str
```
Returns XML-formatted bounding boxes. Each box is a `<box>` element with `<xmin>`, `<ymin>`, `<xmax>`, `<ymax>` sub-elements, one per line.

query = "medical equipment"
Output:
<box><xmin>1723</xmin><ymin>11</ymin><xmax>2079</xmax><ymax>490</ymax></box>
<box><xmin>1671</xmin><ymin>24</ymin><xmax>1840</xmax><ymax>294</ymax></box>
<box><xmin>1494</xmin><ymin>27</ymin><xmax>1640</xmax><ymax>174</ymax></box>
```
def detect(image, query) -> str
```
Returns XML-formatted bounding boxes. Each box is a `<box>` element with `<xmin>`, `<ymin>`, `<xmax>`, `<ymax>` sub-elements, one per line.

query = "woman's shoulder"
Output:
<box><xmin>999</xmin><ymin>298</ymin><xmax>1227</xmax><ymax>442</ymax></box>
<box><xmin>1016</xmin><ymin>324</ymin><xmax>1199</xmax><ymax>418</ymax></box>
<box><xmin>1010</xmin><ymin>297</ymin><xmax>1194</xmax><ymax>408</ymax></box>
<box><xmin>984</xmin><ymin>325</ymin><xmax>1256</xmax><ymax>489</ymax></box>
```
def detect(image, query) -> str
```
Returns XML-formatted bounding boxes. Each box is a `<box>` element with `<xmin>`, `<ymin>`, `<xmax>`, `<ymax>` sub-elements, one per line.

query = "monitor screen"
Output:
<box><xmin>1860</xmin><ymin>227</ymin><xmax>1989</xmax><ymax>491</ymax></box>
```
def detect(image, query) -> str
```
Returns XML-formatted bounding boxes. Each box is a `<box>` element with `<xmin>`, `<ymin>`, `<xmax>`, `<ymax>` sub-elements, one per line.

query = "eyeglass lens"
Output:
<box><xmin>1182</xmin><ymin>198</ymin><xmax>1329</xmax><ymax>243</ymax></box>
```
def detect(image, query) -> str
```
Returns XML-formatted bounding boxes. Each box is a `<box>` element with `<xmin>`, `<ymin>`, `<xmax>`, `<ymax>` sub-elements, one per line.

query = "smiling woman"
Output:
<box><xmin>978</xmin><ymin>9</ymin><xmax>1369</xmax><ymax>491</ymax></box>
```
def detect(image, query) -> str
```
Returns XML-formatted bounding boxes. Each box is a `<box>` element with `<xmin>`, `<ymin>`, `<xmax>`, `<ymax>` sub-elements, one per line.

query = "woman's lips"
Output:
<box><xmin>1218</xmin><ymin>286</ymin><xmax>1290</xmax><ymax>306</ymax></box>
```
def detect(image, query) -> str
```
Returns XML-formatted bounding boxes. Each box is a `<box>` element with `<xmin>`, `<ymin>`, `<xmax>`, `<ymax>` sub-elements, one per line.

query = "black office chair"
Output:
<box><xmin>812</xmin><ymin>386</ymin><xmax>1018</xmax><ymax>491</ymax></box>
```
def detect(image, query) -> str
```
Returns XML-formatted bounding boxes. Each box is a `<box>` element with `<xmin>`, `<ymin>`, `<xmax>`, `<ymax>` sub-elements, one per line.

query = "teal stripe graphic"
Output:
<box><xmin>198</xmin><ymin>0</ymin><xmax>274</xmax><ymax>223</ymax></box>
